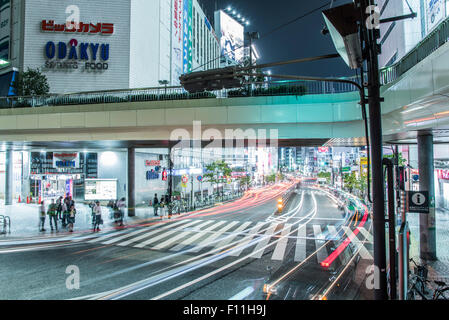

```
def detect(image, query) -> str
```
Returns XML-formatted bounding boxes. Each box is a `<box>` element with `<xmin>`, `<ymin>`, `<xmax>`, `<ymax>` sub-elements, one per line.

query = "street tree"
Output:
<box><xmin>204</xmin><ymin>160</ymin><xmax>232</xmax><ymax>200</ymax></box>
<box><xmin>13</xmin><ymin>68</ymin><xmax>50</xmax><ymax>96</ymax></box>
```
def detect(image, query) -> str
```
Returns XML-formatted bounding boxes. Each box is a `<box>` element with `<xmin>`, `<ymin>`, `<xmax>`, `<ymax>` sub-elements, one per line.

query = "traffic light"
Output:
<box><xmin>179</xmin><ymin>66</ymin><xmax>244</xmax><ymax>93</ymax></box>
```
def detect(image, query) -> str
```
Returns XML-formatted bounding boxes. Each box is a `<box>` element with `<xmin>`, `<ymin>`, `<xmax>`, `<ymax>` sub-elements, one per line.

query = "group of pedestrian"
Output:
<box><xmin>152</xmin><ymin>194</ymin><xmax>169</xmax><ymax>216</ymax></box>
<box><xmin>106</xmin><ymin>198</ymin><xmax>126</xmax><ymax>227</ymax></box>
<box><xmin>39</xmin><ymin>195</ymin><xmax>76</xmax><ymax>232</ymax></box>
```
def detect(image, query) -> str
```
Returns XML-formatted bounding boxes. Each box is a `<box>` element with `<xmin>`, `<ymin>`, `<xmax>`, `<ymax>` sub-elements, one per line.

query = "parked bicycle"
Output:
<box><xmin>407</xmin><ymin>259</ymin><xmax>429</xmax><ymax>300</ymax></box>
<box><xmin>432</xmin><ymin>280</ymin><xmax>449</xmax><ymax>300</ymax></box>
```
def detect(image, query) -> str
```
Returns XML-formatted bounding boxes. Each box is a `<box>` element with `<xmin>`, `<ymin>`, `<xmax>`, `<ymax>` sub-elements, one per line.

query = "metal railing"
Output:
<box><xmin>380</xmin><ymin>15</ymin><xmax>449</xmax><ymax>85</ymax></box>
<box><xmin>6</xmin><ymin>14</ymin><xmax>449</xmax><ymax>111</ymax></box>
<box><xmin>0</xmin><ymin>215</ymin><xmax>11</xmax><ymax>235</ymax></box>
<box><xmin>0</xmin><ymin>76</ymin><xmax>361</xmax><ymax>110</ymax></box>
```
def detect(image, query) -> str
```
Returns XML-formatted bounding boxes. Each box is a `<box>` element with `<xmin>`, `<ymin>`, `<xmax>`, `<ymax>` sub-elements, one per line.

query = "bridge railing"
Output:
<box><xmin>380</xmin><ymin>15</ymin><xmax>449</xmax><ymax>85</ymax></box>
<box><xmin>0</xmin><ymin>76</ymin><xmax>361</xmax><ymax>110</ymax></box>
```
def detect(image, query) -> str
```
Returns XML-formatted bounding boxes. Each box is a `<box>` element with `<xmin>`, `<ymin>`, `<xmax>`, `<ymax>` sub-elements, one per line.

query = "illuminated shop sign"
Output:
<box><xmin>145</xmin><ymin>160</ymin><xmax>161</xmax><ymax>166</ymax></box>
<box><xmin>53</xmin><ymin>153</ymin><xmax>79</xmax><ymax>168</ymax></box>
<box><xmin>146</xmin><ymin>170</ymin><xmax>159</xmax><ymax>180</ymax></box>
<box><xmin>44</xmin><ymin>39</ymin><xmax>109</xmax><ymax>71</ymax></box>
<box><xmin>41</xmin><ymin>20</ymin><xmax>114</xmax><ymax>35</ymax></box>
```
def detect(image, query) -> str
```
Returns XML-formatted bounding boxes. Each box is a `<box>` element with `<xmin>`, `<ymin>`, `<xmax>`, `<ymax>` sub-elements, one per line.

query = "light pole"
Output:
<box><xmin>159</xmin><ymin>80</ymin><xmax>169</xmax><ymax>95</ymax></box>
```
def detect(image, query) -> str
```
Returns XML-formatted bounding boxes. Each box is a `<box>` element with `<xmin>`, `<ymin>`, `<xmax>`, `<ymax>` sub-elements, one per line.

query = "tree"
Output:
<box><xmin>204</xmin><ymin>160</ymin><xmax>232</xmax><ymax>200</ymax></box>
<box><xmin>343</xmin><ymin>172</ymin><xmax>358</xmax><ymax>194</ymax></box>
<box><xmin>13</xmin><ymin>68</ymin><xmax>50</xmax><ymax>96</ymax></box>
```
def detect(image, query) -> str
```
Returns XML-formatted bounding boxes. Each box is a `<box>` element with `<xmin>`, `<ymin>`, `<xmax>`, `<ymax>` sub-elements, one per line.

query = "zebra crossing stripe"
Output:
<box><xmin>115</xmin><ymin>219</ymin><xmax>193</xmax><ymax>247</ymax></box>
<box><xmin>294</xmin><ymin>226</ymin><xmax>307</xmax><ymax>262</ymax></box>
<box><xmin>342</xmin><ymin>227</ymin><xmax>373</xmax><ymax>260</ymax></box>
<box><xmin>134</xmin><ymin>220</ymin><xmax>212</xmax><ymax>249</ymax></box>
<box><xmin>87</xmin><ymin>229</ymin><xmax>130</xmax><ymax>243</ymax></box>
<box><xmin>271</xmin><ymin>224</ymin><xmax>292</xmax><ymax>261</ymax></box>
<box><xmin>170</xmin><ymin>221</ymin><xmax>227</xmax><ymax>251</ymax></box>
<box><xmin>248</xmin><ymin>223</ymin><xmax>278</xmax><ymax>259</ymax></box>
<box><xmin>214</xmin><ymin>221</ymin><xmax>252</xmax><ymax>249</ymax></box>
<box><xmin>357</xmin><ymin>227</ymin><xmax>373</xmax><ymax>242</ymax></box>
<box><xmin>189</xmin><ymin>221</ymin><xmax>240</xmax><ymax>253</ymax></box>
<box><xmin>313</xmin><ymin>225</ymin><xmax>329</xmax><ymax>264</ymax></box>
<box><xmin>227</xmin><ymin>222</ymin><xmax>266</xmax><ymax>256</ymax></box>
<box><xmin>102</xmin><ymin>227</ymin><xmax>158</xmax><ymax>245</ymax></box>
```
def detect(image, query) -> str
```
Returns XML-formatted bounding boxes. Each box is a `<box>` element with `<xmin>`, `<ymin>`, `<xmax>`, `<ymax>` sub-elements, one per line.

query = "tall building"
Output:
<box><xmin>0</xmin><ymin>0</ymin><xmax>220</xmax><ymax>94</ymax></box>
<box><xmin>378</xmin><ymin>0</ymin><xmax>449</xmax><ymax>68</ymax></box>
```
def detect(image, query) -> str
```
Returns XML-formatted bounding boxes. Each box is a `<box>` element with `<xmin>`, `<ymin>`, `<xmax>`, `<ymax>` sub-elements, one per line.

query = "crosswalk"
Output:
<box><xmin>86</xmin><ymin>218</ymin><xmax>373</xmax><ymax>264</ymax></box>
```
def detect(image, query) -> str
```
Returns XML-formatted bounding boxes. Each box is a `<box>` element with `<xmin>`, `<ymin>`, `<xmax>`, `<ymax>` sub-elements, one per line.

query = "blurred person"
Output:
<box><xmin>39</xmin><ymin>200</ymin><xmax>46</xmax><ymax>232</ymax></box>
<box><xmin>68</xmin><ymin>204</ymin><xmax>76</xmax><ymax>232</ymax></box>
<box><xmin>47</xmin><ymin>199</ymin><xmax>58</xmax><ymax>232</ymax></box>
<box><xmin>93</xmin><ymin>201</ymin><xmax>102</xmax><ymax>232</ymax></box>
<box><xmin>153</xmin><ymin>194</ymin><xmax>159</xmax><ymax>216</ymax></box>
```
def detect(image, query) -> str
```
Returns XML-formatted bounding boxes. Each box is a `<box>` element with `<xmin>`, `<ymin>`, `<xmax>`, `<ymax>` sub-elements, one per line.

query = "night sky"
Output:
<box><xmin>200</xmin><ymin>0</ymin><xmax>355</xmax><ymax>78</ymax></box>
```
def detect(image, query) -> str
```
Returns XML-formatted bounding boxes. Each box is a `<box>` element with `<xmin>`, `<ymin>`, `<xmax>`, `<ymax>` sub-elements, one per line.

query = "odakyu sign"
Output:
<box><xmin>44</xmin><ymin>39</ymin><xmax>110</xmax><ymax>71</ymax></box>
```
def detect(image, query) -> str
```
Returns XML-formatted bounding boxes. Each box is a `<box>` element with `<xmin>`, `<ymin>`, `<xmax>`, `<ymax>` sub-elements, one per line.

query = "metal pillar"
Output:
<box><xmin>359</xmin><ymin>0</ymin><xmax>388</xmax><ymax>299</ymax></box>
<box><xmin>384</xmin><ymin>158</ymin><xmax>397</xmax><ymax>300</ymax></box>
<box><xmin>127</xmin><ymin>147</ymin><xmax>136</xmax><ymax>217</ymax></box>
<box><xmin>4</xmin><ymin>149</ymin><xmax>13</xmax><ymax>205</ymax></box>
<box><xmin>417</xmin><ymin>133</ymin><xmax>437</xmax><ymax>260</ymax></box>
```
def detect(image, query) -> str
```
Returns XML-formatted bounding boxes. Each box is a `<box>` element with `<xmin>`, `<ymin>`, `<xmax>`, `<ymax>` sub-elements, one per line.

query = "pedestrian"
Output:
<box><xmin>153</xmin><ymin>194</ymin><xmax>159</xmax><ymax>216</ymax></box>
<box><xmin>39</xmin><ymin>200</ymin><xmax>46</xmax><ymax>232</ymax></box>
<box><xmin>62</xmin><ymin>197</ymin><xmax>69</xmax><ymax>228</ymax></box>
<box><xmin>56</xmin><ymin>196</ymin><xmax>63</xmax><ymax>220</ymax></box>
<box><xmin>47</xmin><ymin>199</ymin><xmax>58</xmax><ymax>232</ymax></box>
<box><xmin>116</xmin><ymin>197</ymin><xmax>126</xmax><ymax>226</ymax></box>
<box><xmin>93</xmin><ymin>201</ymin><xmax>102</xmax><ymax>232</ymax></box>
<box><xmin>68</xmin><ymin>204</ymin><xmax>76</xmax><ymax>232</ymax></box>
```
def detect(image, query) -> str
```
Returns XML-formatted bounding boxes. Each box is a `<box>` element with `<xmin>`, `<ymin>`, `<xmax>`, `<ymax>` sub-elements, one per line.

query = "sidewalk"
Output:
<box><xmin>0</xmin><ymin>200</ymin><xmax>163</xmax><ymax>238</ymax></box>
<box><xmin>408</xmin><ymin>208</ymin><xmax>449</xmax><ymax>286</ymax></box>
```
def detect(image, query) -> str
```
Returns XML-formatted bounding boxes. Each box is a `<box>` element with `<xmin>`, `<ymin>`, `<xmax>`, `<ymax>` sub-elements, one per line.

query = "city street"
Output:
<box><xmin>0</xmin><ymin>181</ymin><xmax>372</xmax><ymax>300</ymax></box>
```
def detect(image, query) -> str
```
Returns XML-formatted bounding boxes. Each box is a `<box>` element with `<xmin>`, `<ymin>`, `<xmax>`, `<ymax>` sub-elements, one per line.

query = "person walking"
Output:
<box><xmin>39</xmin><ymin>200</ymin><xmax>46</xmax><ymax>232</ymax></box>
<box><xmin>153</xmin><ymin>194</ymin><xmax>159</xmax><ymax>216</ymax></box>
<box><xmin>61</xmin><ymin>198</ymin><xmax>69</xmax><ymax>228</ymax></box>
<box><xmin>56</xmin><ymin>196</ymin><xmax>63</xmax><ymax>220</ymax></box>
<box><xmin>116</xmin><ymin>197</ymin><xmax>126</xmax><ymax>227</ymax></box>
<box><xmin>68</xmin><ymin>204</ymin><xmax>76</xmax><ymax>232</ymax></box>
<box><xmin>47</xmin><ymin>199</ymin><xmax>58</xmax><ymax>232</ymax></box>
<box><xmin>93</xmin><ymin>201</ymin><xmax>102</xmax><ymax>232</ymax></box>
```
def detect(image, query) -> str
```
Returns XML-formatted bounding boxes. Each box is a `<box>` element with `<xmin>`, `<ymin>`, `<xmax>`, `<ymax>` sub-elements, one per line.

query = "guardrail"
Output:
<box><xmin>380</xmin><ymin>15</ymin><xmax>449</xmax><ymax>85</ymax></box>
<box><xmin>0</xmin><ymin>215</ymin><xmax>11</xmax><ymax>235</ymax></box>
<box><xmin>0</xmin><ymin>77</ymin><xmax>361</xmax><ymax>110</ymax></box>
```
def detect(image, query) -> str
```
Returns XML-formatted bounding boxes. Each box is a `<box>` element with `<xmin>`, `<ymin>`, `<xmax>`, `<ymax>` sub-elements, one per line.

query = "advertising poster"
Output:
<box><xmin>85</xmin><ymin>179</ymin><xmax>118</xmax><ymax>201</ymax></box>
<box><xmin>218</xmin><ymin>10</ymin><xmax>244</xmax><ymax>63</ymax></box>
<box><xmin>427</xmin><ymin>0</ymin><xmax>446</xmax><ymax>33</ymax></box>
<box><xmin>172</xmin><ymin>0</ymin><xmax>183</xmax><ymax>85</ymax></box>
<box><xmin>182</xmin><ymin>0</ymin><xmax>189</xmax><ymax>73</ymax></box>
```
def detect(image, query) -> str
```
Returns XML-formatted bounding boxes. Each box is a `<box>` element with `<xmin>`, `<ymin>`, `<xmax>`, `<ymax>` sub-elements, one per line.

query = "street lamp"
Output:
<box><xmin>159</xmin><ymin>80</ymin><xmax>169</xmax><ymax>95</ymax></box>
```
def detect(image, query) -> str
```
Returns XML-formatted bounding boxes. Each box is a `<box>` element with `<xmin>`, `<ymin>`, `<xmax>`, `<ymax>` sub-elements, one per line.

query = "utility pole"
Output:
<box><xmin>358</xmin><ymin>0</ymin><xmax>388</xmax><ymax>300</ymax></box>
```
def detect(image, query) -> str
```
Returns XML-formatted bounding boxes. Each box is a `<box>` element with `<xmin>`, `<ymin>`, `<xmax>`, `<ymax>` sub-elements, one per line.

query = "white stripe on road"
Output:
<box><xmin>248</xmin><ymin>223</ymin><xmax>278</xmax><ymax>259</ymax></box>
<box><xmin>214</xmin><ymin>221</ymin><xmax>252</xmax><ymax>249</ymax></box>
<box><xmin>133</xmin><ymin>220</ymin><xmax>206</xmax><ymax>249</ymax></box>
<box><xmin>189</xmin><ymin>221</ymin><xmax>239</xmax><ymax>253</ymax></box>
<box><xmin>228</xmin><ymin>222</ymin><xmax>266</xmax><ymax>256</ymax></box>
<box><xmin>357</xmin><ymin>227</ymin><xmax>373</xmax><ymax>242</ymax></box>
<box><xmin>170</xmin><ymin>221</ymin><xmax>226</xmax><ymax>251</ymax></box>
<box><xmin>102</xmin><ymin>227</ymin><xmax>157</xmax><ymax>245</ymax></box>
<box><xmin>87</xmin><ymin>229</ymin><xmax>130</xmax><ymax>243</ymax></box>
<box><xmin>342</xmin><ymin>227</ymin><xmax>373</xmax><ymax>260</ymax></box>
<box><xmin>116</xmin><ymin>220</ymin><xmax>192</xmax><ymax>247</ymax></box>
<box><xmin>313</xmin><ymin>225</ymin><xmax>329</xmax><ymax>264</ymax></box>
<box><xmin>271</xmin><ymin>224</ymin><xmax>292</xmax><ymax>261</ymax></box>
<box><xmin>294</xmin><ymin>226</ymin><xmax>307</xmax><ymax>262</ymax></box>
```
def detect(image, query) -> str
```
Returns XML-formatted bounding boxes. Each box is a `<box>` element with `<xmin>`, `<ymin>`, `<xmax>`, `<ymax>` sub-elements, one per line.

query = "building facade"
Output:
<box><xmin>0</xmin><ymin>0</ymin><xmax>220</xmax><ymax>95</ymax></box>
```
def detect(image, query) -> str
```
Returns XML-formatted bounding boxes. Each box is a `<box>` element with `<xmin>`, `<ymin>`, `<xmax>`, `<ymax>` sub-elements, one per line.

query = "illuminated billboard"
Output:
<box><xmin>85</xmin><ymin>179</ymin><xmax>117</xmax><ymax>201</ymax></box>
<box><xmin>216</xmin><ymin>10</ymin><xmax>244</xmax><ymax>63</ymax></box>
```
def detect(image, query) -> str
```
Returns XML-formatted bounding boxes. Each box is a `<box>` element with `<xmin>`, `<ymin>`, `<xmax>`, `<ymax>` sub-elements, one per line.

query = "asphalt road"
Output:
<box><xmin>0</xmin><ymin>181</ymin><xmax>372</xmax><ymax>300</ymax></box>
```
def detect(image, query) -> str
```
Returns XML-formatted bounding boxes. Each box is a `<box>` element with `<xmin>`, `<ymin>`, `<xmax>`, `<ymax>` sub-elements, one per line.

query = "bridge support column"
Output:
<box><xmin>417</xmin><ymin>133</ymin><xmax>437</xmax><ymax>260</ymax></box>
<box><xmin>127</xmin><ymin>147</ymin><xmax>136</xmax><ymax>217</ymax></box>
<box><xmin>4</xmin><ymin>149</ymin><xmax>13</xmax><ymax>205</ymax></box>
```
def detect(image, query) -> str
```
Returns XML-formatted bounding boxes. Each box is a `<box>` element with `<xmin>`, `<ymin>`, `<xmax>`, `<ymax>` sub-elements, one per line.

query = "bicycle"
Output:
<box><xmin>432</xmin><ymin>280</ymin><xmax>449</xmax><ymax>300</ymax></box>
<box><xmin>407</xmin><ymin>259</ymin><xmax>430</xmax><ymax>300</ymax></box>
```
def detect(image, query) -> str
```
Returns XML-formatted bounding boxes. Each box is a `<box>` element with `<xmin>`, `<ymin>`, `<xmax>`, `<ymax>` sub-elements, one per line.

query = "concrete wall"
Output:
<box><xmin>97</xmin><ymin>151</ymin><xmax>127</xmax><ymax>201</ymax></box>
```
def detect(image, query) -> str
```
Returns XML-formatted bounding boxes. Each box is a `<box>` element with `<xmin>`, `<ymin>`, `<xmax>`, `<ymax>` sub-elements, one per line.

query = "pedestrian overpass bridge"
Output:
<box><xmin>1</xmin><ymin>17</ymin><xmax>449</xmax><ymax>149</ymax></box>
